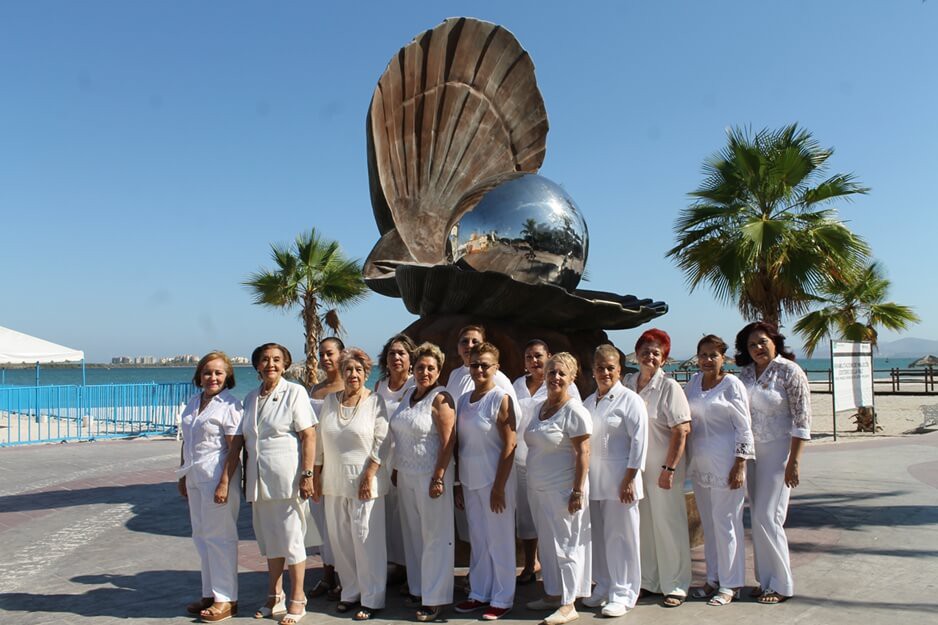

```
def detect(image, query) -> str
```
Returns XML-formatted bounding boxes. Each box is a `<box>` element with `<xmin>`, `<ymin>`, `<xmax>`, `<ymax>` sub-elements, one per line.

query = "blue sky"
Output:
<box><xmin>2</xmin><ymin>1</ymin><xmax>936</xmax><ymax>362</ymax></box>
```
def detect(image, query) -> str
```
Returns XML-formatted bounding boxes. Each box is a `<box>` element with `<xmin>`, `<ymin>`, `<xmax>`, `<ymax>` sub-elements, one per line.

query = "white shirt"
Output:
<box><xmin>584</xmin><ymin>382</ymin><xmax>647</xmax><ymax>501</ymax></box>
<box><xmin>241</xmin><ymin>378</ymin><xmax>318</xmax><ymax>502</ymax></box>
<box><xmin>447</xmin><ymin>365</ymin><xmax>520</xmax><ymax>419</ymax></box>
<box><xmin>177</xmin><ymin>389</ymin><xmax>243</xmax><ymax>485</ymax></box>
<box><xmin>738</xmin><ymin>356</ymin><xmax>812</xmax><ymax>442</ymax></box>
<box><xmin>684</xmin><ymin>373</ymin><xmax>755</xmax><ymax>488</ymax></box>
<box><xmin>623</xmin><ymin>369</ymin><xmax>691</xmax><ymax>467</ymax></box>
<box><xmin>456</xmin><ymin>386</ymin><xmax>510</xmax><ymax>490</ymax></box>
<box><xmin>375</xmin><ymin>376</ymin><xmax>415</xmax><ymax>470</ymax></box>
<box><xmin>389</xmin><ymin>386</ymin><xmax>451</xmax><ymax>477</ymax></box>
<box><xmin>524</xmin><ymin>398</ymin><xmax>592</xmax><ymax>493</ymax></box>
<box><xmin>316</xmin><ymin>392</ymin><xmax>390</xmax><ymax>499</ymax></box>
<box><xmin>512</xmin><ymin>376</ymin><xmax>580</xmax><ymax>468</ymax></box>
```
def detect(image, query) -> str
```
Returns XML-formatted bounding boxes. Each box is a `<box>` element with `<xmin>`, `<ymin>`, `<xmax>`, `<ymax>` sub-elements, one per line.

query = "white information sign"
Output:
<box><xmin>831</xmin><ymin>340</ymin><xmax>874</xmax><ymax>413</ymax></box>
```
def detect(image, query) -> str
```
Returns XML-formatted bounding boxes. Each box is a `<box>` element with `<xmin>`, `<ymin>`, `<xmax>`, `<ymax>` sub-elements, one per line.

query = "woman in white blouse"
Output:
<box><xmin>524</xmin><ymin>352</ymin><xmax>591</xmax><ymax>625</ymax></box>
<box><xmin>735</xmin><ymin>321</ymin><xmax>811</xmax><ymax>605</ymax></box>
<box><xmin>241</xmin><ymin>343</ymin><xmax>319</xmax><ymax>625</ymax></box>
<box><xmin>388</xmin><ymin>342</ymin><xmax>456</xmax><ymax>622</ymax></box>
<box><xmin>375</xmin><ymin>333</ymin><xmax>417</xmax><ymax>586</ymax></box>
<box><xmin>684</xmin><ymin>335</ymin><xmax>755</xmax><ymax>606</ymax></box>
<box><xmin>453</xmin><ymin>342</ymin><xmax>517</xmax><ymax>621</ymax></box>
<box><xmin>623</xmin><ymin>329</ymin><xmax>692</xmax><ymax>607</ymax></box>
<box><xmin>583</xmin><ymin>345</ymin><xmax>647</xmax><ymax>618</ymax></box>
<box><xmin>314</xmin><ymin>348</ymin><xmax>390</xmax><ymax>621</ymax></box>
<box><xmin>307</xmin><ymin>336</ymin><xmax>345</xmax><ymax>602</ymax></box>
<box><xmin>178</xmin><ymin>352</ymin><xmax>243</xmax><ymax>623</ymax></box>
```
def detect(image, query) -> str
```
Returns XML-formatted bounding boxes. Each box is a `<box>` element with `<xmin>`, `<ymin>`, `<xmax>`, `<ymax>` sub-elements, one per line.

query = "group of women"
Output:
<box><xmin>176</xmin><ymin>320</ymin><xmax>810</xmax><ymax>623</ymax></box>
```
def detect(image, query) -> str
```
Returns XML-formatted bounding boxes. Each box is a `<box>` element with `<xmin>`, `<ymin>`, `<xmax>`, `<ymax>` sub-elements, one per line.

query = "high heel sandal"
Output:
<box><xmin>280</xmin><ymin>598</ymin><xmax>307</xmax><ymax>625</ymax></box>
<box><xmin>254</xmin><ymin>593</ymin><xmax>286</xmax><ymax>619</ymax></box>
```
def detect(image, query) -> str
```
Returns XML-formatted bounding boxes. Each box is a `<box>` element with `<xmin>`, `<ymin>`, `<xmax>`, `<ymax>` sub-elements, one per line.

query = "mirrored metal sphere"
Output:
<box><xmin>447</xmin><ymin>174</ymin><xmax>589</xmax><ymax>292</ymax></box>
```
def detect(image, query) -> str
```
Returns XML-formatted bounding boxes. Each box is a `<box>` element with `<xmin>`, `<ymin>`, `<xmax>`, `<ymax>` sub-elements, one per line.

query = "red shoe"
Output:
<box><xmin>482</xmin><ymin>606</ymin><xmax>512</xmax><ymax>620</ymax></box>
<box><xmin>454</xmin><ymin>599</ymin><xmax>489</xmax><ymax>613</ymax></box>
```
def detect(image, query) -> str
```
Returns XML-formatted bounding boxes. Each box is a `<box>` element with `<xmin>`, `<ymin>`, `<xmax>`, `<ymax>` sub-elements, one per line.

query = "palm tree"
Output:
<box><xmin>667</xmin><ymin>124</ymin><xmax>871</xmax><ymax>326</ymax></box>
<box><xmin>794</xmin><ymin>261</ymin><xmax>919</xmax><ymax>356</ymax></box>
<box><xmin>245</xmin><ymin>229</ymin><xmax>368</xmax><ymax>388</ymax></box>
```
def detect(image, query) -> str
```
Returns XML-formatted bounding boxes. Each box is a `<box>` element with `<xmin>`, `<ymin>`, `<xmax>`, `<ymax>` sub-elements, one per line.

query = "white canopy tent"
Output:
<box><xmin>0</xmin><ymin>326</ymin><xmax>86</xmax><ymax>385</ymax></box>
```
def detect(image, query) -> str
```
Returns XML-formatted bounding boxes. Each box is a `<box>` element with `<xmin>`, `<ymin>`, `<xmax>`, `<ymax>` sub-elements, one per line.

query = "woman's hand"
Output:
<box><xmin>454</xmin><ymin>484</ymin><xmax>464</xmax><ymax>510</ymax></box>
<box><xmin>728</xmin><ymin>458</ymin><xmax>746</xmax><ymax>490</ymax></box>
<box><xmin>300</xmin><ymin>475</ymin><xmax>315</xmax><ymax>500</ymax></box>
<box><xmin>213</xmin><ymin>480</ymin><xmax>229</xmax><ymax>504</ymax></box>
<box><xmin>658</xmin><ymin>468</ymin><xmax>675</xmax><ymax>490</ymax></box>
<box><xmin>784</xmin><ymin>457</ymin><xmax>800</xmax><ymax>488</ymax></box>
<box><xmin>358</xmin><ymin>476</ymin><xmax>373</xmax><ymax>501</ymax></box>
<box><xmin>567</xmin><ymin>490</ymin><xmax>584</xmax><ymax>514</ymax></box>
<box><xmin>177</xmin><ymin>477</ymin><xmax>187</xmax><ymax>499</ymax></box>
<box><xmin>490</xmin><ymin>486</ymin><xmax>506</xmax><ymax>513</ymax></box>
<box><xmin>619</xmin><ymin>478</ymin><xmax>635</xmax><ymax>504</ymax></box>
<box><xmin>311</xmin><ymin>473</ymin><xmax>322</xmax><ymax>503</ymax></box>
<box><xmin>429</xmin><ymin>477</ymin><xmax>444</xmax><ymax>499</ymax></box>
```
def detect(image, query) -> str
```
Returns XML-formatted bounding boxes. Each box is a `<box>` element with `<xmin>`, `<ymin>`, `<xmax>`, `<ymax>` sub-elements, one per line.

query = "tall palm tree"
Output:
<box><xmin>668</xmin><ymin>124</ymin><xmax>871</xmax><ymax>326</ymax></box>
<box><xmin>245</xmin><ymin>229</ymin><xmax>368</xmax><ymax>388</ymax></box>
<box><xmin>794</xmin><ymin>261</ymin><xmax>919</xmax><ymax>356</ymax></box>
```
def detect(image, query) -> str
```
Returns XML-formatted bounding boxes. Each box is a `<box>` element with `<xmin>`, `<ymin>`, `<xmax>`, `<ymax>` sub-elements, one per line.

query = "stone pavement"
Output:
<box><xmin>1</xmin><ymin>432</ymin><xmax>936</xmax><ymax>625</ymax></box>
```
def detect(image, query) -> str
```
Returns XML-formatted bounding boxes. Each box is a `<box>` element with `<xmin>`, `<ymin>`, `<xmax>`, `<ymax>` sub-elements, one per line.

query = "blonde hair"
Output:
<box><xmin>193</xmin><ymin>351</ymin><xmax>236</xmax><ymax>389</ymax></box>
<box><xmin>547</xmin><ymin>352</ymin><xmax>579</xmax><ymax>381</ymax></box>
<box><xmin>413</xmin><ymin>342</ymin><xmax>445</xmax><ymax>370</ymax></box>
<box><xmin>469</xmin><ymin>341</ymin><xmax>500</xmax><ymax>362</ymax></box>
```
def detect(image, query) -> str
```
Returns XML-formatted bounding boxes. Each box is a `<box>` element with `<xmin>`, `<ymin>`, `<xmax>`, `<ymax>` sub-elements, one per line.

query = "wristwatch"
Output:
<box><xmin>300</xmin><ymin>469</ymin><xmax>314</xmax><ymax>478</ymax></box>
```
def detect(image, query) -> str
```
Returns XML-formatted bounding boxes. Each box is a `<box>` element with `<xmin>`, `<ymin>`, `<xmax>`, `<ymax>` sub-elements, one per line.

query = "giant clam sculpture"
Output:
<box><xmin>365</xmin><ymin>17</ymin><xmax>666</xmax><ymax>331</ymax></box>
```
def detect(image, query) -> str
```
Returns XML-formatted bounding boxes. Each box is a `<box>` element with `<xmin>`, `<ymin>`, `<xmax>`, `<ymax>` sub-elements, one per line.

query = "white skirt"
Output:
<box><xmin>252</xmin><ymin>498</ymin><xmax>321</xmax><ymax>565</ymax></box>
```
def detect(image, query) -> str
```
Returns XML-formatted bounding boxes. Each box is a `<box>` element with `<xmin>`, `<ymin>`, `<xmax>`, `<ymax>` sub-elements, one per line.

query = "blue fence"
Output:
<box><xmin>0</xmin><ymin>382</ymin><xmax>196</xmax><ymax>447</ymax></box>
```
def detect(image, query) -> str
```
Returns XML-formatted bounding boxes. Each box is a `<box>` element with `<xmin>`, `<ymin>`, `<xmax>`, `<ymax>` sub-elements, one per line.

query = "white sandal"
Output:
<box><xmin>254</xmin><ymin>593</ymin><xmax>286</xmax><ymax>619</ymax></box>
<box><xmin>280</xmin><ymin>598</ymin><xmax>307</xmax><ymax>625</ymax></box>
<box><xmin>707</xmin><ymin>588</ymin><xmax>738</xmax><ymax>606</ymax></box>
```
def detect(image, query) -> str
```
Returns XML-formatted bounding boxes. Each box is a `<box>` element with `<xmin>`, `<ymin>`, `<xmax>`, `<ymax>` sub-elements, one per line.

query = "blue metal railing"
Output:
<box><xmin>0</xmin><ymin>382</ymin><xmax>196</xmax><ymax>446</ymax></box>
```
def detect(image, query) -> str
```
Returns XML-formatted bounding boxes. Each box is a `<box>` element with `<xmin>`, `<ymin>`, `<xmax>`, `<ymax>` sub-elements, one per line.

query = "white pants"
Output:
<box><xmin>693</xmin><ymin>484</ymin><xmax>746</xmax><ymax>589</ymax></box>
<box><xmin>747</xmin><ymin>437</ymin><xmax>794</xmax><ymax>596</ymax></box>
<box><xmin>386</xmin><ymin>484</ymin><xmax>406</xmax><ymax>565</ymax></box>
<box><xmin>325</xmin><ymin>495</ymin><xmax>387</xmax><ymax>608</ymax></box>
<box><xmin>514</xmin><ymin>466</ymin><xmax>537</xmax><ymax>540</ymax></box>
<box><xmin>590</xmin><ymin>499</ymin><xmax>639</xmax><ymax>607</ymax></box>
<box><xmin>638</xmin><ymin>465</ymin><xmax>691</xmax><ymax>596</ymax></box>
<box><xmin>464</xmin><ymin>480</ymin><xmax>517</xmax><ymax>609</ymax></box>
<box><xmin>309</xmin><ymin>498</ymin><xmax>334</xmax><ymax>565</ymax></box>
<box><xmin>398</xmin><ymin>471</ymin><xmax>455</xmax><ymax>606</ymax></box>
<box><xmin>187</xmin><ymin>478</ymin><xmax>240</xmax><ymax>602</ymax></box>
<box><xmin>530</xmin><ymin>488</ymin><xmax>591</xmax><ymax>605</ymax></box>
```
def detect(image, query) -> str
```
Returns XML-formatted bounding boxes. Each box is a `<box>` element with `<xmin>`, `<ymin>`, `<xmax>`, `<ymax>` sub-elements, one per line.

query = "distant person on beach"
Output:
<box><xmin>307</xmin><ymin>336</ymin><xmax>345</xmax><ymax>602</ymax></box>
<box><xmin>374</xmin><ymin>333</ymin><xmax>417</xmax><ymax>589</ymax></box>
<box><xmin>453</xmin><ymin>342</ymin><xmax>518</xmax><ymax>621</ymax></box>
<box><xmin>387</xmin><ymin>342</ymin><xmax>457</xmax><ymax>622</ymax></box>
<box><xmin>735</xmin><ymin>322</ymin><xmax>811</xmax><ymax>605</ymax></box>
<box><xmin>177</xmin><ymin>351</ymin><xmax>243</xmax><ymax>622</ymax></box>
<box><xmin>684</xmin><ymin>335</ymin><xmax>754</xmax><ymax>607</ymax></box>
<box><xmin>314</xmin><ymin>347</ymin><xmax>391</xmax><ymax>621</ymax></box>
<box><xmin>523</xmin><ymin>352</ymin><xmax>591</xmax><ymax>625</ymax></box>
<box><xmin>242</xmin><ymin>343</ymin><xmax>320</xmax><ymax>625</ymax></box>
<box><xmin>623</xmin><ymin>329</ymin><xmax>693</xmax><ymax>607</ymax></box>
<box><xmin>583</xmin><ymin>344</ymin><xmax>647</xmax><ymax>617</ymax></box>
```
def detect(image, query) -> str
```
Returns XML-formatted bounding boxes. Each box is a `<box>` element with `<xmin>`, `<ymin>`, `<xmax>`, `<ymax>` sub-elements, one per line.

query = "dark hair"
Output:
<box><xmin>319</xmin><ymin>336</ymin><xmax>345</xmax><ymax>350</ymax></box>
<box><xmin>193</xmin><ymin>351</ymin><xmax>236</xmax><ymax>389</ymax></box>
<box><xmin>524</xmin><ymin>339</ymin><xmax>550</xmax><ymax>353</ymax></box>
<box><xmin>635</xmin><ymin>328</ymin><xmax>671</xmax><ymax>360</ymax></box>
<box><xmin>696</xmin><ymin>334</ymin><xmax>728</xmax><ymax>356</ymax></box>
<box><xmin>734</xmin><ymin>321</ymin><xmax>795</xmax><ymax>366</ymax></box>
<box><xmin>378</xmin><ymin>333</ymin><xmax>417</xmax><ymax>379</ymax></box>
<box><xmin>251</xmin><ymin>343</ymin><xmax>293</xmax><ymax>370</ymax></box>
<box><xmin>458</xmin><ymin>325</ymin><xmax>486</xmax><ymax>341</ymax></box>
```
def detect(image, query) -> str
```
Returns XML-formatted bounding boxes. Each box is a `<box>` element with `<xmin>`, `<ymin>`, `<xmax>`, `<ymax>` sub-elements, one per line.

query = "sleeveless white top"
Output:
<box><xmin>456</xmin><ymin>386</ymin><xmax>509</xmax><ymax>490</ymax></box>
<box><xmin>389</xmin><ymin>386</ymin><xmax>451</xmax><ymax>477</ymax></box>
<box><xmin>315</xmin><ymin>392</ymin><xmax>390</xmax><ymax>499</ymax></box>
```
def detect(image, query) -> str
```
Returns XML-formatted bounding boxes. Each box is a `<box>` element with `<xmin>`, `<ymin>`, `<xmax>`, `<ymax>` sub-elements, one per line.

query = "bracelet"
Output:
<box><xmin>571</xmin><ymin>489</ymin><xmax>583</xmax><ymax>497</ymax></box>
<box><xmin>431</xmin><ymin>478</ymin><xmax>444</xmax><ymax>485</ymax></box>
<box><xmin>661</xmin><ymin>465</ymin><xmax>675</xmax><ymax>473</ymax></box>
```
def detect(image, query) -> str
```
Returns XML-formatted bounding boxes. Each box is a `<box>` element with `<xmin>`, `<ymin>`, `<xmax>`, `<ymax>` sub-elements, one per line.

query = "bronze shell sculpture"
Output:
<box><xmin>364</xmin><ymin>17</ymin><xmax>666</xmax><ymax>330</ymax></box>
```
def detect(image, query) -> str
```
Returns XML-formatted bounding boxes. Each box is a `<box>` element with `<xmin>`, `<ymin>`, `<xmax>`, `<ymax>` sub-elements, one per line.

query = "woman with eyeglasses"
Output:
<box><xmin>452</xmin><ymin>342</ymin><xmax>517</xmax><ymax>621</ymax></box>
<box><xmin>734</xmin><ymin>322</ymin><xmax>811</xmax><ymax>605</ymax></box>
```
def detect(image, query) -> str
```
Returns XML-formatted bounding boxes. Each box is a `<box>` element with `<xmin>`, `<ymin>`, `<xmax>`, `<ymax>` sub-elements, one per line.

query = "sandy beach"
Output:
<box><xmin>809</xmin><ymin>392</ymin><xmax>938</xmax><ymax>439</ymax></box>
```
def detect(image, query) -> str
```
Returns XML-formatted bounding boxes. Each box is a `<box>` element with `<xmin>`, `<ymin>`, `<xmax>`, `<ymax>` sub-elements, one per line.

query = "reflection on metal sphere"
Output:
<box><xmin>447</xmin><ymin>174</ymin><xmax>589</xmax><ymax>292</ymax></box>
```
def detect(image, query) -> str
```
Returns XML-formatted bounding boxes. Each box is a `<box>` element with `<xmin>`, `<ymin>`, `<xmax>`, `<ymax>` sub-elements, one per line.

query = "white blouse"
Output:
<box><xmin>375</xmin><ymin>376</ymin><xmax>415</xmax><ymax>470</ymax></box>
<box><xmin>684</xmin><ymin>373</ymin><xmax>755</xmax><ymax>488</ymax></box>
<box><xmin>316</xmin><ymin>392</ymin><xmax>390</xmax><ymax>499</ymax></box>
<box><xmin>446</xmin><ymin>365</ymin><xmax>520</xmax><ymax>419</ymax></box>
<box><xmin>177</xmin><ymin>389</ymin><xmax>243</xmax><ymax>485</ymax></box>
<box><xmin>584</xmin><ymin>382</ymin><xmax>647</xmax><ymax>501</ymax></box>
<box><xmin>456</xmin><ymin>386</ymin><xmax>510</xmax><ymax>490</ymax></box>
<box><xmin>738</xmin><ymin>356</ymin><xmax>812</xmax><ymax>443</ymax></box>
<box><xmin>524</xmin><ymin>399</ymin><xmax>592</xmax><ymax>493</ymax></box>
<box><xmin>623</xmin><ymin>369</ymin><xmax>691</xmax><ymax>465</ymax></box>
<box><xmin>389</xmin><ymin>386</ymin><xmax>451</xmax><ymax>477</ymax></box>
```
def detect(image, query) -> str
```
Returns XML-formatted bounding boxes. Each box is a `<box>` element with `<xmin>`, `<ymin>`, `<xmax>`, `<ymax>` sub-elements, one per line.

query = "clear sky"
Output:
<box><xmin>2</xmin><ymin>1</ymin><xmax>936</xmax><ymax>362</ymax></box>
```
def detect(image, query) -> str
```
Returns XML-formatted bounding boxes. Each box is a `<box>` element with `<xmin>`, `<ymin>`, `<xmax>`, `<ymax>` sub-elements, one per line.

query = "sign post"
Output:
<box><xmin>830</xmin><ymin>340</ymin><xmax>875</xmax><ymax>441</ymax></box>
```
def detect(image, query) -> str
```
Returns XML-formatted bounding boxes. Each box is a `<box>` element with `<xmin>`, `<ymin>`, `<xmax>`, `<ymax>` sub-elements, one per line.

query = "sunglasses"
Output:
<box><xmin>468</xmin><ymin>362</ymin><xmax>495</xmax><ymax>371</ymax></box>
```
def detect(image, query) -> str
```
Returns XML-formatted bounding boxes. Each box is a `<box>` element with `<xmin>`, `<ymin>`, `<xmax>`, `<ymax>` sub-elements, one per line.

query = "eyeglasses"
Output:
<box><xmin>747</xmin><ymin>338</ymin><xmax>772</xmax><ymax>350</ymax></box>
<box><xmin>468</xmin><ymin>362</ymin><xmax>495</xmax><ymax>371</ymax></box>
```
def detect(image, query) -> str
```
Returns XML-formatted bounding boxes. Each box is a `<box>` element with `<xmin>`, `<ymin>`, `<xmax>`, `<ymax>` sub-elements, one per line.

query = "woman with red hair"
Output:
<box><xmin>623</xmin><ymin>329</ymin><xmax>692</xmax><ymax>607</ymax></box>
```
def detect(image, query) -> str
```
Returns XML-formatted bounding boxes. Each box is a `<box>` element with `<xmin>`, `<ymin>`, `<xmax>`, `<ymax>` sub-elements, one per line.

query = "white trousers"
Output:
<box><xmin>187</xmin><ymin>478</ymin><xmax>240</xmax><ymax>602</ymax></box>
<box><xmin>638</xmin><ymin>467</ymin><xmax>691</xmax><ymax>596</ymax></box>
<box><xmin>385</xmin><ymin>484</ymin><xmax>406</xmax><ymax>565</ymax></box>
<box><xmin>398</xmin><ymin>471</ymin><xmax>455</xmax><ymax>606</ymax></box>
<box><xmin>530</xmin><ymin>488</ymin><xmax>591</xmax><ymax>605</ymax></box>
<box><xmin>309</xmin><ymin>498</ymin><xmax>334</xmax><ymax>565</ymax></box>
<box><xmin>590</xmin><ymin>499</ymin><xmax>639</xmax><ymax>607</ymax></box>
<box><xmin>514</xmin><ymin>466</ymin><xmax>537</xmax><ymax>540</ymax></box>
<box><xmin>693</xmin><ymin>484</ymin><xmax>746</xmax><ymax>589</ymax></box>
<box><xmin>747</xmin><ymin>437</ymin><xmax>794</xmax><ymax>596</ymax></box>
<box><xmin>325</xmin><ymin>495</ymin><xmax>387</xmax><ymax>608</ymax></box>
<box><xmin>464</xmin><ymin>480</ymin><xmax>517</xmax><ymax>608</ymax></box>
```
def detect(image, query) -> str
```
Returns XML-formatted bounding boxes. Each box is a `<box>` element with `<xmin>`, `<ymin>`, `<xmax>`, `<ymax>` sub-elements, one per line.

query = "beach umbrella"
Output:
<box><xmin>911</xmin><ymin>355</ymin><xmax>938</xmax><ymax>367</ymax></box>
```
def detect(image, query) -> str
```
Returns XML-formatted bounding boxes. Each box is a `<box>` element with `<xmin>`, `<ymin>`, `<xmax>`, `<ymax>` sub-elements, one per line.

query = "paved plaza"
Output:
<box><xmin>1</xmin><ymin>431</ymin><xmax>936</xmax><ymax>625</ymax></box>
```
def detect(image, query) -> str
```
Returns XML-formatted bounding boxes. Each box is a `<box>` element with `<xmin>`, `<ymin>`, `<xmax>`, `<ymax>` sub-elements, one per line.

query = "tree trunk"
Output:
<box><xmin>302</xmin><ymin>294</ymin><xmax>322</xmax><ymax>391</ymax></box>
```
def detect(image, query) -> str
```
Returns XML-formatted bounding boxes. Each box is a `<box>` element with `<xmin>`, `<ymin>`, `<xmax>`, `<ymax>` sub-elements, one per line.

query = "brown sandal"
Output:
<box><xmin>187</xmin><ymin>597</ymin><xmax>214</xmax><ymax>615</ymax></box>
<box><xmin>200</xmin><ymin>601</ymin><xmax>237</xmax><ymax>622</ymax></box>
<box><xmin>758</xmin><ymin>591</ymin><xmax>790</xmax><ymax>604</ymax></box>
<box><xmin>662</xmin><ymin>594</ymin><xmax>686</xmax><ymax>607</ymax></box>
